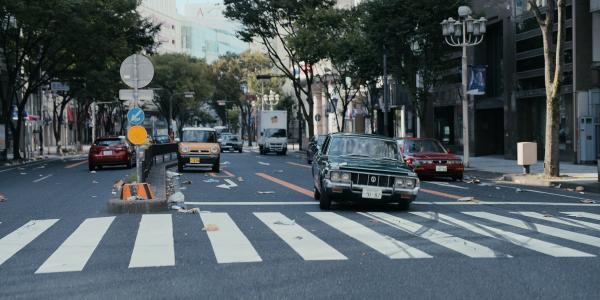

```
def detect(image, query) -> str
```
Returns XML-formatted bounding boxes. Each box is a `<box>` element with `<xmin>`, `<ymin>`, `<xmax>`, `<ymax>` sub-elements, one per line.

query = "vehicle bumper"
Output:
<box><xmin>264</xmin><ymin>144</ymin><xmax>286</xmax><ymax>152</ymax></box>
<box><xmin>323</xmin><ymin>179</ymin><xmax>419</xmax><ymax>203</ymax></box>
<box><xmin>414</xmin><ymin>165</ymin><xmax>464</xmax><ymax>177</ymax></box>
<box><xmin>178</xmin><ymin>154</ymin><xmax>219</xmax><ymax>167</ymax></box>
<box><xmin>89</xmin><ymin>154</ymin><xmax>129</xmax><ymax>165</ymax></box>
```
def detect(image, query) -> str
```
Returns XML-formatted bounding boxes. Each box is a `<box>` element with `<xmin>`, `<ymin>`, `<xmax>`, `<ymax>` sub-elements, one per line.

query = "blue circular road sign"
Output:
<box><xmin>127</xmin><ymin>107</ymin><xmax>145</xmax><ymax>125</ymax></box>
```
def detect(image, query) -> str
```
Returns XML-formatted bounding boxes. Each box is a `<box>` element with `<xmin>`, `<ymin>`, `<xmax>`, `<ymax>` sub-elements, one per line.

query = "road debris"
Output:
<box><xmin>580</xmin><ymin>199</ymin><xmax>596</xmax><ymax>204</ymax></box>
<box><xmin>92</xmin><ymin>180</ymin><xmax>99</xmax><ymax>184</ymax></box>
<box><xmin>0</xmin><ymin>194</ymin><xmax>6</xmax><ymax>202</ymax></box>
<box><xmin>203</xmin><ymin>178</ymin><xmax>219</xmax><ymax>183</ymax></box>
<box><xmin>168</xmin><ymin>192</ymin><xmax>185</xmax><ymax>203</ymax></box>
<box><xmin>274</xmin><ymin>220</ymin><xmax>296</xmax><ymax>226</ymax></box>
<box><xmin>91</xmin><ymin>195</ymin><xmax>97</xmax><ymax>198</ymax></box>
<box><xmin>275</xmin><ymin>170</ymin><xmax>284</xmax><ymax>173</ymax></box>
<box><xmin>258</xmin><ymin>162</ymin><xmax>270</xmax><ymax>166</ymax></box>
<box><xmin>182</xmin><ymin>180</ymin><xmax>192</xmax><ymax>185</ymax></box>
<box><xmin>237</xmin><ymin>177</ymin><xmax>244</xmax><ymax>182</ymax></box>
<box><xmin>20</xmin><ymin>172</ymin><xmax>26</xmax><ymax>175</ymax></box>
<box><xmin>575</xmin><ymin>186</ymin><xmax>585</xmax><ymax>192</ymax></box>
<box><xmin>178</xmin><ymin>207</ymin><xmax>200</xmax><ymax>214</ymax></box>
<box><xmin>90</xmin><ymin>170</ymin><xmax>96</xmax><ymax>174</ymax></box>
<box><xmin>222</xmin><ymin>161</ymin><xmax>230</xmax><ymax>165</ymax></box>
<box><xmin>515</xmin><ymin>188</ymin><xmax>523</xmax><ymax>193</ymax></box>
<box><xmin>457</xmin><ymin>196</ymin><xmax>478</xmax><ymax>203</ymax></box>
<box><xmin>203</xmin><ymin>224</ymin><xmax>219</xmax><ymax>231</ymax></box>
<box><xmin>166</xmin><ymin>171</ymin><xmax>181</xmax><ymax>178</ymax></box>
<box><xmin>554</xmin><ymin>184</ymin><xmax>561</xmax><ymax>189</ymax></box>
<box><xmin>495</xmin><ymin>187</ymin><xmax>501</xmax><ymax>190</ymax></box>
<box><xmin>179</xmin><ymin>187</ymin><xmax>187</xmax><ymax>190</ymax></box>
<box><xmin>257</xmin><ymin>191</ymin><xmax>275</xmax><ymax>194</ymax></box>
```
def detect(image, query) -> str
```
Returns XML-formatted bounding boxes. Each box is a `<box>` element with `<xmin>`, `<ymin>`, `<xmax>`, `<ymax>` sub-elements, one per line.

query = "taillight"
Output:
<box><xmin>405</xmin><ymin>158</ymin><xmax>414</xmax><ymax>167</ymax></box>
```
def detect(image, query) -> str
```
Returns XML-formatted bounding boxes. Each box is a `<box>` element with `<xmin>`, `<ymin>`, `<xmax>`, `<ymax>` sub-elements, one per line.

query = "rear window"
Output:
<box><xmin>95</xmin><ymin>139</ymin><xmax>123</xmax><ymax>146</ymax></box>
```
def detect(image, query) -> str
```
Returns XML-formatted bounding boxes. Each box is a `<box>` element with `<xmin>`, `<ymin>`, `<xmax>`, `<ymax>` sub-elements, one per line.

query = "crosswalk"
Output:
<box><xmin>2</xmin><ymin>211</ymin><xmax>600</xmax><ymax>274</ymax></box>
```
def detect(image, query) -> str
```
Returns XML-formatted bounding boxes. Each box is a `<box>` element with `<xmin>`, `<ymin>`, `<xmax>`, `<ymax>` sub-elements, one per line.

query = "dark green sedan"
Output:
<box><xmin>312</xmin><ymin>133</ymin><xmax>420</xmax><ymax>210</ymax></box>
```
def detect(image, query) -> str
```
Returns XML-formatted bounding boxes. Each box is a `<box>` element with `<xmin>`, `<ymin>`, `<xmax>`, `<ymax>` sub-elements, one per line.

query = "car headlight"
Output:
<box><xmin>211</xmin><ymin>145</ymin><xmax>219</xmax><ymax>154</ymax></box>
<box><xmin>405</xmin><ymin>178</ymin><xmax>416</xmax><ymax>189</ymax></box>
<box><xmin>341</xmin><ymin>172</ymin><xmax>351</xmax><ymax>182</ymax></box>
<box><xmin>394</xmin><ymin>177</ymin><xmax>405</xmax><ymax>188</ymax></box>
<box><xmin>330</xmin><ymin>171</ymin><xmax>351</xmax><ymax>183</ymax></box>
<box><xmin>180</xmin><ymin>146</ymin><xmax>189</xmax><ymax>153</ymax></box>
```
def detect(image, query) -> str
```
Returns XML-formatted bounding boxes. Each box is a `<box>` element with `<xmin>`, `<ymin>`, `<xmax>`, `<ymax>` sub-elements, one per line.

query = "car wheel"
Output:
<box><xmin>238</xmin><ymin>148</ymin><xmax>242</xmax><ymax>153</ymax></box>
<box><xmin>313</xmin><ymin>187</ymin><xmax>321</xmax><ymax>200</ymax></box>
<box><xmin>177</xmin><ymin>161</ymin><xmax>184</xmax><ymax>173</ymax></box>
<box><xmin>212</xmin><ymin>162</ymin><xmax>220</xmax><ymax>173</ymax></box>
<box><xmin>398</xmin><ymin>201</ymin><xmax>410</xmax><ymax>211</ymax></box>
<box><xmin>319</xmin><ymin>191</ymin><xmax>331</xmax><ymax>210</ymax></box>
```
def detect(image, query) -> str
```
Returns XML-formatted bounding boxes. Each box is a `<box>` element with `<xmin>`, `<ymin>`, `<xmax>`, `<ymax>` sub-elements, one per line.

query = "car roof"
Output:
<box><xmin>182</xmin><ymin>127</ymin><xmax>215</xmax><ymax>131</ymax></box>
<box><xmin>329</xmin><ymin>133</ymin><xmax>395</xmax><ymax>141</ymax></box>
<box><xmin>396</xmin><ymin>137</ymin><xmax>439</xmax><ymax>141</ymax></box>
<box><xmin>97</xmin><ymin>136</ymin><xmax>124</xmax><ymax>140</ymax></box>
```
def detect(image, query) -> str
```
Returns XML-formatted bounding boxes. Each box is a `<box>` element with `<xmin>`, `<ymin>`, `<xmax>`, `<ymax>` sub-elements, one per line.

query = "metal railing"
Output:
<box><xmin>141</xmin><ymin>143</ymin><xmax>178</xmax><ymax>182</ymax></box>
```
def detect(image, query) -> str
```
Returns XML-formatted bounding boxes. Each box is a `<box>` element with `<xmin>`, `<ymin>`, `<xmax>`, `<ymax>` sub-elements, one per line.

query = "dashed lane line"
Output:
<box><xmin>33</xmin><ymin>174</ymin><xmax>52</xmax><ymax>183</ymax></box>
<box><xmin>286</xmin><ymin>162</ymin><xmax>312</xmax><ymax>169</ymax></box>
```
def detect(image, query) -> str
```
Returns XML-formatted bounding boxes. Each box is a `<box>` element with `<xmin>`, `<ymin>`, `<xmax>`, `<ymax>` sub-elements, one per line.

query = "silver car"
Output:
<box><xmin>219</xmin><ymin>134</ymin><xmax>243</xmax><ymax>153</ymax></box>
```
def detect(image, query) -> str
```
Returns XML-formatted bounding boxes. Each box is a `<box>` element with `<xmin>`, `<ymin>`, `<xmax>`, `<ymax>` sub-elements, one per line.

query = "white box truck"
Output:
<box><xmin>257</xmin><ymin>110</ymin><xmax>287</xmax><ymax>155</ymax></box>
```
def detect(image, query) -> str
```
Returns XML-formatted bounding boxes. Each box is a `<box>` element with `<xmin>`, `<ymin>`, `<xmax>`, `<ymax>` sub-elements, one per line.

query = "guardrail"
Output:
<box><xmin>141</xmin><ymin>143</ymin><xmax>178</xmax><ymax>182</ymax></box>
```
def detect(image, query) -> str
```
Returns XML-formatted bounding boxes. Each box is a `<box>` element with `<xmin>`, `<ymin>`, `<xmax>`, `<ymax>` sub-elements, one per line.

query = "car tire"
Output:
<box><xmin>238</xmin><ymin>148</ymin><xmax>242</xmax><ymax>153</ymax></box>
<box><xmin>319</xmin><ymin>191</ymin><xmax>331</xmax><ymax>210</ymax></box>
<box><xmin>212</xmin><ymin>162</ymin><xmax>220</xmax><ymax>173</ymax></box>
<box><xmin>177</xmin><ymin>161</ymin><xmax>184</xmax><ymax>173</ymax></box>
<box><xmin>398</xmin><ymin>201</ymin><xmax>410</xmax><ymax>211</ymax></box>
<box><xmin>88</xmin><ymin>164</ymin><xmax>95</xmax><ymax>171</ymax></box>
<box><xmin>453</xmin><ymin>174</ymin><xmax>464</xmax><ymax>181</ymax></box>
<box><xmin>313</xmin><ymin>187</ymin><xmax>321</xmax><ymax>200</ymax></box>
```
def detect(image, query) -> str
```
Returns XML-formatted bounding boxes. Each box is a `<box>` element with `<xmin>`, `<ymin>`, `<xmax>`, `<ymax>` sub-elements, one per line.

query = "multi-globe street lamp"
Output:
<box><xmin>262</xmin><ymin>90</ymin><xmax>280</xmax><ymax>111</ymax></box>
<box><xmin>441</xmin><ymin>6</ymin><xmax>486</xmax><ymax>167</ymax></box>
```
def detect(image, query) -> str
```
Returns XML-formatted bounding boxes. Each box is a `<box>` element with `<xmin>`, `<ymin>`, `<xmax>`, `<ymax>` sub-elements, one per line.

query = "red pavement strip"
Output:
<box><xmin>256</xmin><ymin>172</ymin><xmax>465</xmax><ymax>200</ymax></box>
<box><xmin>65</xmin><ymin>160</ymin><xmax>87</xmax><ymax>169</ymax></box>
<box><xmin>255</xmin><ymin>172</ymin><xmax>313</xmax><ymax>198</ymax></box>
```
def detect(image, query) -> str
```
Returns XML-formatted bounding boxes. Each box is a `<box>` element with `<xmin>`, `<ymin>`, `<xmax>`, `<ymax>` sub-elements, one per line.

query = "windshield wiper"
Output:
<box><xmin>340</xmin><ymin>154</ymin><xmax>370</xmax><ymax>158</ymax></box>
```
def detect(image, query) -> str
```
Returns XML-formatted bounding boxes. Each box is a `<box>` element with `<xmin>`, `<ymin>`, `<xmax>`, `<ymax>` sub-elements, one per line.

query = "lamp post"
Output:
<box><xmin>169</xmin><ymin>91</ymin><xmax>195</xmax><ymax>137</ymax></box>
<box><xmin>262</xmin><ymin>90</ymin><xmax>280</xmax><ymax>111</ymax></box>
<box><xmin>441</xmin><ymin>6</ymin><xmax>486</xmax><ymax>168</ymax></box>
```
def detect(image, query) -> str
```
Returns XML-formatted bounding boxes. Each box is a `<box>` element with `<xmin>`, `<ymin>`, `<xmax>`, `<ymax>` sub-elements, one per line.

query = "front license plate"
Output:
<box><xmin>362</xmin><ymin>187</ymin><xmax>383</xmax><ymax>199</ymax></box>
<box><xmin>190</xmin><ymin>157</ymin><xmax>200</xmax><ymax>164</ymax></box>
<box><xmin>102</xmin><ymin>150</ymin><xmax>112</xmax><ymax>156</ymax></box>
<box><xmin>436</xmin><ymin>165</ymin><xmax>448</xmax><ymax>172</ymax></box>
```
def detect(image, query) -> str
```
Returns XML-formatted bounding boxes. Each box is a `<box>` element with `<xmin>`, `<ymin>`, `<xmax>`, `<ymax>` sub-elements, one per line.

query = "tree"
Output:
<box><xmin>150</xmin><ymin>53</ymin><xmax>214</xmax><ymax>136</ymax></box>
<box><xmin>528</xmin><ymin>0</ymin><xmax>565</xmax><ymax>177</ymax></box>
<box><xmin>224</xmin><ymin>0</ymin><xmax>336</xmax><ymax>139</ymax></box>
<box><xmin>360</xmin><ymin>0</ymin><xmax>464</xmax><ymax>137</ymax></box>
<box><xmin>0</xmin><ymin>0</ymin><xmax>157</xmax><ymax>159</ymax></box>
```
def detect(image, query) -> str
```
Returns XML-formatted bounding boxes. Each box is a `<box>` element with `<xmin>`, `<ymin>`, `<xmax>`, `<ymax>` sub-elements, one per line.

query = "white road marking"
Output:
<box><xmin>562</xmin><ymin>212</ymin><xmax>600</xmax><ymax>221</ymax></box>
<box><xmin>216</xmin><ymin>179</ymin><xmax>238</xmax><ymax>189</ymax></box>
<box><xmin>255</xmin><ymin>212</ymin><xmax>347</xmax><ymax>261</ymax></box>
<box><xmin>0</xmin><ymin>219</ymin><xmax>59</xmax><ymax>267</ymax></box>
<box><xmin>493</xmin><ymin>184</ymin><xmax>591</xmax><ymax>200</ymax></box>
<box><xmin>362</xmin><ymin>212</ymin><xmax>507</xmax><ymax>258</ymax></box>
<box><xmin>200</xmin><ymin>213</ymin><xmax>262</xmax><ymax>263</ymax></box>
<box><xmin>413</xmin><ymin>201</ymin><xmax>600</xmax><ymax>207</ymax></box>
<box><xmin>510</xmin><ymin>212</ymin><xmax>600</xmax><ymax>231</ymax></box>
<box><xmin>185</xmin><ymin>201</ymin><xmax>317</xmax><ymax>206</ymax></box>
<box><xmin>36</xmin><ymin>217</ymin><xmax>114</xmax><ymax>273</ymax></box>
<box><xmin>412</xmin><ymin>212</ymin><xmax>594</xmax><ymax>257</ymax></box>
<box><xmin>464</xmin><ymin>212</ymin><xmax>600</xmax><ymax>249</ymax></box>
<box><xmin>0</xmin><ymin>160</ymin><xmax>57</xmax><ymax>173</ymax></box>
<box><xmin>33</xmin><ymin>174</ymin><xmax>52</xmax><ymax>183</ymax></box>
<box><xmin>425</xmin><ymin>182</ymin><xmax>469</xmax><ymax>190</ymax></box>
<box><xmin>308</xmin><ymin>212</ymin><xmax>431</xmax><ymax>259</ymax></box>
<box><xmin>129</xmin><ymin>215</ymin><xmax>175</xmax><ymax>268</ymax></box>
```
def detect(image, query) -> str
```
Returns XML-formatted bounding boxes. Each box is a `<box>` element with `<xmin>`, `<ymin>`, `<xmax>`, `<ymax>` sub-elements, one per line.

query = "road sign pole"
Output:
<box><xmin>132</xmin><ymin>54</ymin><xmax>142</xmax><ymax>182</ymax></box>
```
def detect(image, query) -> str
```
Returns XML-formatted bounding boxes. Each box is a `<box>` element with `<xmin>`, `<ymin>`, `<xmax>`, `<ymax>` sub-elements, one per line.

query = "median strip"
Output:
<box><xmin>255</xmin><ymin>172</ymin><xmax>313</xmax><ymax>198</ymax></box>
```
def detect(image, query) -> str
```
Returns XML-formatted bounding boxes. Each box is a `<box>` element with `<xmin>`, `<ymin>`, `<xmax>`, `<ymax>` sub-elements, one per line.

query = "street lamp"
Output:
<box><xmin>169</xmin><ymin>91</ymin><xmax>195</xmax><ymax>136</ymax></box>
<box><xmin>262</xmin><ymin>90</ymin><xmax>280</xmax><ymax>111</ymax></box>
<box><xmin>441</xmin><ymin>6</ymin><xmax>486</xmax><ymax>168</ymax></box>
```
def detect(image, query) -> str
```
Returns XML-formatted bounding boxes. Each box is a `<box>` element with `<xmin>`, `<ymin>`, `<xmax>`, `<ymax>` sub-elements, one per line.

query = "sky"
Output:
<box><xmin>176</xmin><ymin>0</ymin><xmax>222</xmax><ymax>15</ymax></box>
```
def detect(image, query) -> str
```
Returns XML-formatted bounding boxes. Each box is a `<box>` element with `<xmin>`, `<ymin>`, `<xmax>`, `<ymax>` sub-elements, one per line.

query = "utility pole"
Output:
<box><xmin>383</xmin><ymin>44</ymin><xmax>389</xmax><ymax>137</ymax></box>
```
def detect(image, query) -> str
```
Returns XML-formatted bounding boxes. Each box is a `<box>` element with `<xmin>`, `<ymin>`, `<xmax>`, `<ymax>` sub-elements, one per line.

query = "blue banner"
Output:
<box><xmin>468</xmin><ymin>65</ymin><xmax>486</xmax><ymax>95</ymax></box>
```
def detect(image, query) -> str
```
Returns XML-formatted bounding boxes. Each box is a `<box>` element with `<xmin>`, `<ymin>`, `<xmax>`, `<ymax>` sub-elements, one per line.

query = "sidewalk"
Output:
<box><xmin>467</xmin><ymin>155</ymin><xmax>600</xmax><ymax>193</ymax></box>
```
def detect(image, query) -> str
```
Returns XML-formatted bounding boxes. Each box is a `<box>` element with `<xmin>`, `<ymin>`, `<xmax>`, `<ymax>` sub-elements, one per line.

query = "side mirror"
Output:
<box><xmin>174</xmin><ymin>138</ymin><xmax>180</xmax><ymax>142</ymax></box>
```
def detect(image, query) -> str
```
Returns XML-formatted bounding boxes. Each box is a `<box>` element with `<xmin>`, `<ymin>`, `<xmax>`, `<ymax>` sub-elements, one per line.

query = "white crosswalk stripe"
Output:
<box><xmin>361</xmin><ymin>212</ymin><xmax>508</xmax><ymax>258</ymax></box>
<box><xmin>36</xmin><ymin>217</ymin><xmax>114</xmax><ymax>273</ymax></box>
<box><xmin>511</xmin><ymin>212</ymin><xmax>600</xmax><ymax>231</ymax></box>
<box><xmin>464</xmin><ymin>212</ymin><xmax>600</xmax><ymax>249</ymax></box>
<box><xmin>0</xmin><ymin>219</ymin><xmax>59</xmax><ymax>267</ymax></box>
<box><xmin>411</xmin><ymin>212</ymin><xmax>594</xmax><ymax>257</ymax></box>
<box><xmin>562</xmin><ymin>212</ymin><xmax>600</xmax><ymax>222</ymax></box>
<box><xmin>255</xmin><ymin>212</ymin><xmax>347</xmax><ymax>261</ymax></box>
<box><xmin>129</xmin><ymin>214</ymin><xmax>175</xmax><ymax>268</ymax></box>
<box><xmin>200</xmin><ymin>213</ymin><xmax>262</xmax><ymax>263</ymax></box>
<box><xmin>308</xmin><ymin>212</ymin><xmax>432</xmax><ymax>259</ymax></box>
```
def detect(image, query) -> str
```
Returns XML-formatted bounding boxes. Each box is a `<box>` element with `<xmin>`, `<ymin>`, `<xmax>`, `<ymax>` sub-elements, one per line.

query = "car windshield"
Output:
<box><xmin>327</xmin><ymin>137</ymin><xmax>399</xmax><ymax>160</ymax></box>
<box><xmin>182</xmin><ymin>130</ymin><xmax>217</xmax><ymax>143</ymax></box>
<box><xmin>405</xmin><ymin>139</ymin><xmax>447</xmax><ymax>153</ymax></box>
<box><xmin>228</xmin><ymin>136</ymin><xmax>239</xmax><ymax>141</ymax></box>
<box><xmin>95</xmin><ymin>139</ymin><xmax>122</xmax><ymax>146</ymax></box>
<box><xmin>265</xmin><ymin>128</ymin><xmax>286</xmax><ymax>138</ymax></box>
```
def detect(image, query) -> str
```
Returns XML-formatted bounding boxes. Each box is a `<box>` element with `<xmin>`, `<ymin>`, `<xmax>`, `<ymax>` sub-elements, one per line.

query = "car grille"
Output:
<box><xmin>350</xmin><ymin>173</ymin><xmax>395</xmax><ymax>188</ymax></box>
<box><xmin>432</xmin><ymin>160</ymin><xmax>448</xmax><ymax>164</ymax></box>
<box><xmin>190</xmin><ymin>149</ymin><xmax>210</xmax><ymax>154</ymax></box>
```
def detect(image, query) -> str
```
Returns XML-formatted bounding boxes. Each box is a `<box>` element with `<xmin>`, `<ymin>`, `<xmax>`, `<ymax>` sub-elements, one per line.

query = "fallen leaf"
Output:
<box><xmin>202</xmin><ymin>224</ymin><xmax>219</xmax><ymax>231</ymax></box>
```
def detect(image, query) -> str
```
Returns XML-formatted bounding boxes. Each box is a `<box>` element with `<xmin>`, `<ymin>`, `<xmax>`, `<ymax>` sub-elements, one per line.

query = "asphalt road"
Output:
<box><xmin>1</xmin><ymin>150</ymin><xmax>600</xmax><ymax>299</ymax></box>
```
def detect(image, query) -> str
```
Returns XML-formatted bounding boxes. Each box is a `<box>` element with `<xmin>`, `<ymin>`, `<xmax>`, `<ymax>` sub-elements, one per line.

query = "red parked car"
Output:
<box><xmin>88</xmin><ymin>137</ymin><xmax>136</xmax><ymax>171</ymax></box>
<box><xmin>397</xmin><ymin>138</ymin><xmax>464</xmax><ymax>181</ymax></box>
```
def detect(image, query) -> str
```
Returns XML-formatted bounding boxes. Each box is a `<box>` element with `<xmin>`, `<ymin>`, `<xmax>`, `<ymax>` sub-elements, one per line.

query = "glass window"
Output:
<box><xmin>404</xmin><ymin>139</ymin><xmax>447</xmax><ymax>154</ymax></box>
<box><xmin>265</xmin><ymin>129</ymin><xmax>286</xmax><ymax>138</ymax></box>
<box><xmin>95</xmin><ymin>139</ymin><xmax>123</xmax><ymax>146</ymax></box>
<box><xmin>182</xmin><ymin>130</ymin><xmax>217</xmax><ymax>143</ymax></box>
<box><xmin>326</xmin><ymin>137</ymin><xmax>399</xmax><ymax>160</ymax></box>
